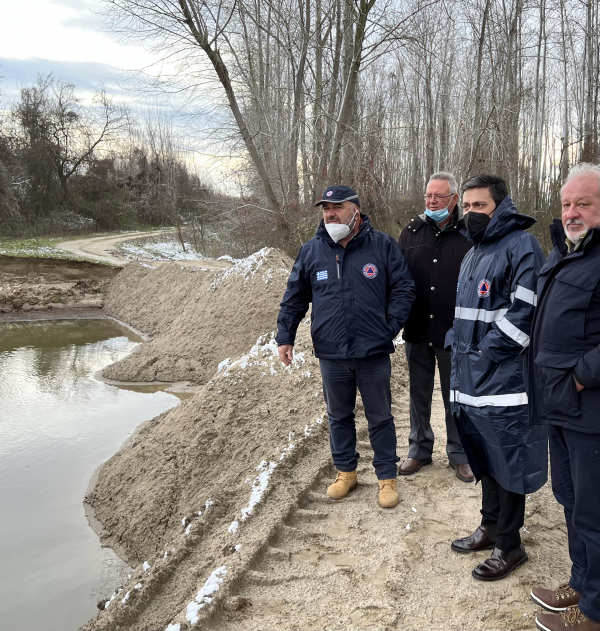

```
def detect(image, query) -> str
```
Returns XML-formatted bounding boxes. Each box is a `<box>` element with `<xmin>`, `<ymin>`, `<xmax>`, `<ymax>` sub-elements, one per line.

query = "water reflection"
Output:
<box><xmin>0</xmin><ymin>319</ymin><xmax>179</xmax><ymax>631</ymax></box>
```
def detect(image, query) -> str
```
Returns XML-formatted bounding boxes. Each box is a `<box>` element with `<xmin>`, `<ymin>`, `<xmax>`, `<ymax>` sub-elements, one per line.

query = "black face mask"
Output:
<box><xmin>462</xmin><ymin>211</ymin><xmax>491</xmax><ymax>240</ymax></box>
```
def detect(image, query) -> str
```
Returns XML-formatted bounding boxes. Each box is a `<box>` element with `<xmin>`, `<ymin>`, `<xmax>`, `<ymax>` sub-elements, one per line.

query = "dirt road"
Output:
<box><xmin>56</xmin><ymin>231</ymin><xmax>232</xmax><ymax>270</ymax></box>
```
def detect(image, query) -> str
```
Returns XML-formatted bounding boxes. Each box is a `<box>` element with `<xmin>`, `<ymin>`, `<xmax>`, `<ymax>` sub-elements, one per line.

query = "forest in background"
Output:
<box><xmin>1</xmin><ymin>0</ymin><xmax>598</xmax><ymax>256</ymax></box>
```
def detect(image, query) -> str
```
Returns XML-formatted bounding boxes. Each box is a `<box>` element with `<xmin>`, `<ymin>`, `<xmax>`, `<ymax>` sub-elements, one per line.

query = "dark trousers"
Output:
<box><xmin>404</xmin><ymin>342</ymin><xmax>466</xmax><ymax>465</ymax></box>
<box><xmin>319</xmin><ymin>355</ymin><xmax>399</xmax><ymax>480</ymax></box>
<box><xmin>549</xmin><ymin>424</ymin><xmax>600</xmax><ymax>623</ymax></box>
<box><xmin>480</xmin><ymin>474</ymin><xmax>525</xmax><ymax>551</ymax></box>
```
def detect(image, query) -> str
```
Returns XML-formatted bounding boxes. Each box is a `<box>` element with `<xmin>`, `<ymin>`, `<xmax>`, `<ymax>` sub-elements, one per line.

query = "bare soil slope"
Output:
<box><xmin>103</xmin><ymin>249</ymin><xmax>293</xmax><ymax>384</ymax></box>
<box><xmin>81</xmin><ymin>248</ymin><xmax>570</xmax><ymax>631</ymax></box>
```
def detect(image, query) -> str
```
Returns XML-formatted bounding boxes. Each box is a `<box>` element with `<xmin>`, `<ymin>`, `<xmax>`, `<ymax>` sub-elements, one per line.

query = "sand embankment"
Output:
<box><xmin>81</xmin><ymin>248</ymin><xmax>570</xmax><ymax>631</ymax></box>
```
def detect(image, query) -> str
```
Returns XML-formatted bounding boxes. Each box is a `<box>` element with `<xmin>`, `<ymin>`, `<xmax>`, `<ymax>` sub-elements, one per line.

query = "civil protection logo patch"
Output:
<box><xmin>477</xmin><ymin>279</ymin><xmax>491</xmax><ymax>297</ymax></box>
<box><xmin>362</xmin><ymin>263</ymin><xmax>378</xmax><ymax>279</ymax></box>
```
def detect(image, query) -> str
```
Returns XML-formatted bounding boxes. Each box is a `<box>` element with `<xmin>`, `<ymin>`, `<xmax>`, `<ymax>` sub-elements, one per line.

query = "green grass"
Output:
<box><xmin>0</xmin><ymin>236</ymin><xmax>106</xmax><ymax>264</ymax></box>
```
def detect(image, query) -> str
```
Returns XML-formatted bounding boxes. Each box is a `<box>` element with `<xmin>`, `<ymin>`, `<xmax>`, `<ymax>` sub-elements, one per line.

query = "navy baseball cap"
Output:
<box><xmin>314</xmin><ymin>185</ymin><xmax>360</xmax><ymax>207</ymax></box>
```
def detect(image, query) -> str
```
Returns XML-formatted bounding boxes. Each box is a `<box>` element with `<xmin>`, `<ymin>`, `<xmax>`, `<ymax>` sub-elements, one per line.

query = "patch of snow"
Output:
<box><xmin>228</xmin><ymin>521</ymin><xmax>239</xmax><ymax>534</ymax></box>
<box><xmin>121</xmin><ymin>591</ymin><xmax>130</xmax><ymax>604</ymax></box>
<box><xmin>185</xmin><ymin>523</ymin><xmax>192</xmax><ymax>536</ymax></box>
<box><xmin>205</xmin><ymin>499</ymin><xmax>213</xmax><ymax>509</ymax></box>
<box><xmin>165</xmin><ymin>624</ymin><xmax>181</xmax><ymax>631</ymax></box>
<box><xmin>393</xmin><ymin>337</ymin><xmax>405</xmax><ymax>346</ymax></box>
<box><xmin>241</xmin><ymin>460</ymin><xmax>278</xmax><ymax>520</ymax></box>
<box><xmin>143</xmin><ymin>561</ymin><xmax>151</xmax><ymax>572</ymax></box>
<box><xmin>411</xmin><ymin>506</ymin><xmax>417</xmax><ymax>513</ymax></box>
<box><xmin>406</xmin><ymin>523</ymin><xmax>411</xmax><ymax>530</ymax></box>
<box><xmin>135</xmin><ymin>583</ymin><xmax>142</xmax><ymax>590</ymax></box>
<box><xmin>198</xmin><ymin>510</ymin><xmax>203</xmax><ymax>516</ymax></box>
<box><xmin>185</xmin><ymin>566</ymin><xmax>228</xmax><ymax>625</ymax></box>
<box><xmin>104</xmin><ymin>588</ymin><xmax>122</xmax><ymax>609</ymax></box>
<box><xmin>121</xmin><ymin>240</ymin><xmax>205</xmax><ymax>262</ymax></box>
<box><xmin>208</xmin><ymin>248</ymin><xmax>289</xmax><ymax>291</ymax></box>
<box><xmin>235</xmin><ymin>544</ymin><xmax>242</xmax><ymax>552</ymax></box>
<box><xmin>217</xmin><ymin>254</ymin><xmax>241</xmax><ymax>263</ymax></box>
<box><xmin>182</xmin><ymin>517</ymin><xmax>187</xmax><ymax>527</ymax></box>
<box><xmin>217</xmin><ymin>358</ymin><xmax>231</xmax><ymax>372</ymax></box>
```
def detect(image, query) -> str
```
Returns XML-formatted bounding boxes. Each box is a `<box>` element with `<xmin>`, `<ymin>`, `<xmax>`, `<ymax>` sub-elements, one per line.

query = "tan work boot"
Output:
<box><xmin>327</xmin><ymin>470</ymin><xmax>358</xmax><ymax>500</ymax></box>
<box><xmin>378</xmin><ymin>479</ymin><xmax>399</xmax><ymax>508</ymax></box>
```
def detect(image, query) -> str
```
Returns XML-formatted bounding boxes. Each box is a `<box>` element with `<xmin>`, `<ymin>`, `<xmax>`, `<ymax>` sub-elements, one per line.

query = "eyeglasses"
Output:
<box><xmin>424</xmin><ymin>193</ymin><xmax>455</xmax><ymax>202</ymax></box>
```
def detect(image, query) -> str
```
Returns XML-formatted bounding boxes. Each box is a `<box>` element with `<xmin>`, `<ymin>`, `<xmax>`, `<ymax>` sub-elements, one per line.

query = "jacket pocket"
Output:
<box><xmin>539</xmin><ymin>366</ymin><xmax>580</xmax><ymax>417</ymax></box>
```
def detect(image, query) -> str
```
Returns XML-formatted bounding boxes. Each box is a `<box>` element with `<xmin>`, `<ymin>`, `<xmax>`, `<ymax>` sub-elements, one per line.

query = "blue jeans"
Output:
<box><xmin>549</xmin><ymin>424</ymin><xmax>600</xmax><ymax>623</ymax></box>
<box><xmin>319</xmin><ymin>355</ymin><xmax>399</xmax><ymax>480</ymax></box>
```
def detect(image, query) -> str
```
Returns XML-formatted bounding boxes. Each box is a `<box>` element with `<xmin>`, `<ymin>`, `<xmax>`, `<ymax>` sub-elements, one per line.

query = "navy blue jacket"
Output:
<box><xmin>445</xmin><ymin>197</ymin><xmax>547</xmax><ymax>494</ymax></box>
<box><xmin>276</xmin><ymin>215</ymin><xmax>415</xmax><ymax>358</ymax></box>
<box><xmin>528</xmin><ymin>221</ymin><xmax>600</xmax><ymax>434</ymax></box>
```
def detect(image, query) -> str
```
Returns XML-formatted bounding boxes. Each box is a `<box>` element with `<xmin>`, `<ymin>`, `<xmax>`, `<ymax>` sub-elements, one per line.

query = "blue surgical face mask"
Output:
<box><xmin>424</xmin><ymin>207</ymin><xmax>450</xmax><ymax>222</ymax></box>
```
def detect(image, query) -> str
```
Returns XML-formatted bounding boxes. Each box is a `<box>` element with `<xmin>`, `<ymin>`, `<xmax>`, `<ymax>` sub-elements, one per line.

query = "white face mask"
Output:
<box><xmin>325</xmin><ymin>209</ymin><xmax>358</xmax><ymax>243</ymax></box>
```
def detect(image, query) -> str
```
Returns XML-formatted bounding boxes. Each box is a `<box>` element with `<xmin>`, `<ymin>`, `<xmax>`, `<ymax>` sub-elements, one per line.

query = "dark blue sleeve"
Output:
<box><xmin>478</xmin><ymin>234</ymin><xmax>545</xmax><ymax>363</ymax></box>
<box><xmin>385</xmin><ymin>239</ymin><xmax>416</xmax><ymax>337</ymax></box>
<box><xmin>275</xmin><ymin>247</ymin><xmax>312</xmax><ymax>346</ymax></box>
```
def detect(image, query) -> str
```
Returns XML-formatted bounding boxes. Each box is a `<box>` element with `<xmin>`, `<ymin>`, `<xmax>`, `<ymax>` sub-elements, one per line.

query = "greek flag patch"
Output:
<box><xmin>316</xmin><ymin>270</ymin><xmax>328</xmax><ymax>281</ymax></box>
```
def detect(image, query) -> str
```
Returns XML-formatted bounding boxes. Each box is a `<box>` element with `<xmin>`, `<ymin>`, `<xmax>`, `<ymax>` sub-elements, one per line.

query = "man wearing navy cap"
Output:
<box><xmin>276</xmin><ymin>185</ymin><xmax>415</xmax><ymax>508</ymax></box>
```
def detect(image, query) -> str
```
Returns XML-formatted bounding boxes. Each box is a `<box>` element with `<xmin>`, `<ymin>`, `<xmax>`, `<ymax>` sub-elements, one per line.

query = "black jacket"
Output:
<box><xmin>446</xmin><ymin>197</ymin><xmax>547</xmax><ymax>494</ymax></box>
<box><xmin>276</xmin><ymin>215</ymin><xmax>415</xmax><ymax>358</ymax></box>
<box><xmin>528</xmin><ymin>221</ymin><xmax>600</xmax><ymax>434</ymax></box>
<box><xmin>398</xmin><ymin>211</ymin><xmax>471</xmax><ymax>346</ymax></box>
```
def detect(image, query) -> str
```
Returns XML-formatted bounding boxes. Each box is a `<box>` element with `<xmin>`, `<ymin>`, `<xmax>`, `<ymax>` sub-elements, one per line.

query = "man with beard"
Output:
<box><xmin>447</xmin><ymin>174</ymin><xmax>547</xmax><ymax>581</ymax></box>
<box><xmin>276</xmin><ymin>185</ymin><xmax>415</xmax><ymax>508</ymax></box>
<box><xmin>529</xmin><ymin>163</ymin><xmax>600</xmax><ymax>631</ymax></box>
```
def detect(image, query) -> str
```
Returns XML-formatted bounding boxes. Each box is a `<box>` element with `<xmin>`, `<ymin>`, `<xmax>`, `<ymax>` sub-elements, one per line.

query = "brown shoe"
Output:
<box><xmin>327</xmin><ymin>470</ymin><xmax>358</xmax><ymax>500</ymax></box>
<box><xmin>450</xmin><ymin>462</ymin><xmax>475</xmax><ymax>483</ymax></box>
<box><xmin>399</xmin><ymin>457</ymin><xmax>432</xmax><ymax>475</ymax></box>
<box><xmin>536</xmin><ymin>606</ymin><xmax>600</xmax><ymax>631</ymax></box>
<box><xmin>378</xmin><ymin>479</ymin><xmax>399</xmax><ymax>508</ymax></box>
<box><xmin>451</xmin><ymin>524</ymin><xmax>496</xmax><ymax>553</ymax></box>
<box><xmin>472</xmin><ymin>545</ymin><xmax>528</xmax><ymax>581</ymax></box>
<box><xmin>531</xmin><ymin>584</ymin><xmax>581</xmax><ymax>612</ymax></box>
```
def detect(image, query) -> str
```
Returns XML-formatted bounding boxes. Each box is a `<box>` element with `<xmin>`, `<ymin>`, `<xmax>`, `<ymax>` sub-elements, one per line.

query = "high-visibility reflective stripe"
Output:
<box><xmin>510</xmin><ymin>285</ymin><xmax>537</xmax><ymax>306</ymax></box>
<box><xmin>450</xmin><ymin>390</ymin><xmax>528</xmax><ymax>407</ymax></box>
<box><xmin>496</xmin><ymin>317</ymin><xmax>530</xmax><ymax>347</ymax></box>
<box><xmin>454</xmin><ymin>306</ymin><xmax>508</xmax><ymax>323</ymax></box>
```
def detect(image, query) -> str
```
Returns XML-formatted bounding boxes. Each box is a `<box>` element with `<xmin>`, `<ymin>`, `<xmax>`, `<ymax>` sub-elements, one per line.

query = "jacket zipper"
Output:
<box><xmin>336</xmin><ymin>254</ymin><xmax>341</xmax><ymax>279</ymax></box>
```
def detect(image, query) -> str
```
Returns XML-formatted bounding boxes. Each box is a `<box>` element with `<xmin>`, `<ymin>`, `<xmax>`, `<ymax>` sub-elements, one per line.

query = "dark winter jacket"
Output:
<box><xmin>276</xmin><ymin>215</ymin><xmax>416</xmax><ymax>359</ymax></box>
<box><xmin>398</xmin><ymin>211</ymin><xmax>471</xmax><ymax>346</ymax></box>
<box><xmin>445</xmin><ymin>196</ymin><xmax>547</xmax><ymax>494</ymax></box>
<box><xmin>528</xmin><ymin>221</ymin><xmax>600</xmax><ymax>434</ymax></box>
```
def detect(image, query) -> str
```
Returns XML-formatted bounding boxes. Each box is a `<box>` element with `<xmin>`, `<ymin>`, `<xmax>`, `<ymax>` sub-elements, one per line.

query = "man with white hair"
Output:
<box><xmin>529</xmin><ymin>163</ymin><xmax>600</xmax><ymax>631</ymax></box>
<box><xmin>397</xmin><ymin>172</ymin><xmax>473</xmax><ymax>482</ymax></box>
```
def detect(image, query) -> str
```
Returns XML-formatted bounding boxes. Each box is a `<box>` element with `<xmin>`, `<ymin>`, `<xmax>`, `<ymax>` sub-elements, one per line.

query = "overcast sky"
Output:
<box><xmin>0</xmin><ymin>0</ymin><xmax>158</xmax><ymax>97</ymax></box>
<box><xmin>0</xmin><ymin>0</ymin><xmax>236</xmax><ymax>184</ymax></box>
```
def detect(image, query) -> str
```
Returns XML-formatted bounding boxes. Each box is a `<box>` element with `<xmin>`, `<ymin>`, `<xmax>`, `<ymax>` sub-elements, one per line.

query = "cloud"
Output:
<box><xmin>0</xmin><ymin>57</ymin><xmax>127</xmax><ymax>98</ymax></box>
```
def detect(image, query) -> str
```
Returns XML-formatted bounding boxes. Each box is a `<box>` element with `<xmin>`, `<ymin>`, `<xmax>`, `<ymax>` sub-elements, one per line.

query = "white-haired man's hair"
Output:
<box><xmin>562</xmin><ymin>162</ymin><xmax>600</xmax><ymax>193</ymax></box>
<box><xmin>428</xmin><ymin>172</ymin><xmax>458</xmax><ymax>195</ymax></box>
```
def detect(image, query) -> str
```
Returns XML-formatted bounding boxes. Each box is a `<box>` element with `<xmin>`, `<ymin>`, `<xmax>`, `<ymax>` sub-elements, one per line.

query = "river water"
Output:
<box><xmin>0</xmin><ymin>319</ymin><xmax>180</xmax><ymax>631</ymax></box>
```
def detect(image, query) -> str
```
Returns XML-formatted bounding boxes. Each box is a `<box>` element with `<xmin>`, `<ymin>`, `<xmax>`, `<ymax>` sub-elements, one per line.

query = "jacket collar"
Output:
<box><xmin>549</xmin><ymin>220</ymin><xmax>600</xmax><ymax>259</ymax></box>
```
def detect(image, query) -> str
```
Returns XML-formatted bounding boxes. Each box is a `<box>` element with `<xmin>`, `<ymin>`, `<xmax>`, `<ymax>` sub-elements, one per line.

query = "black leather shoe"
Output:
<box><xmin>451</xmin><ymin>524</ymin><xmax>497</xmax><ymax>553</ymax></box>
<box><xmin>472</xmin><ymin>545</ymin><xmax>528</xmax><ymax>581</ymax></box>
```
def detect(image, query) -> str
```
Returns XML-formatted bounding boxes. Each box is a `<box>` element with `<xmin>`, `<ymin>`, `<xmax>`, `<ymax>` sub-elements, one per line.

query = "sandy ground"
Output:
<box><xmin>78</xmin><ymin>249</ymin><xmax>571</xmax><ymax>631</ymax></box>
<box><xmin>56</xmin><ymin>231</ymin><xmax>232</xmax><ymax>270</ymax></box>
